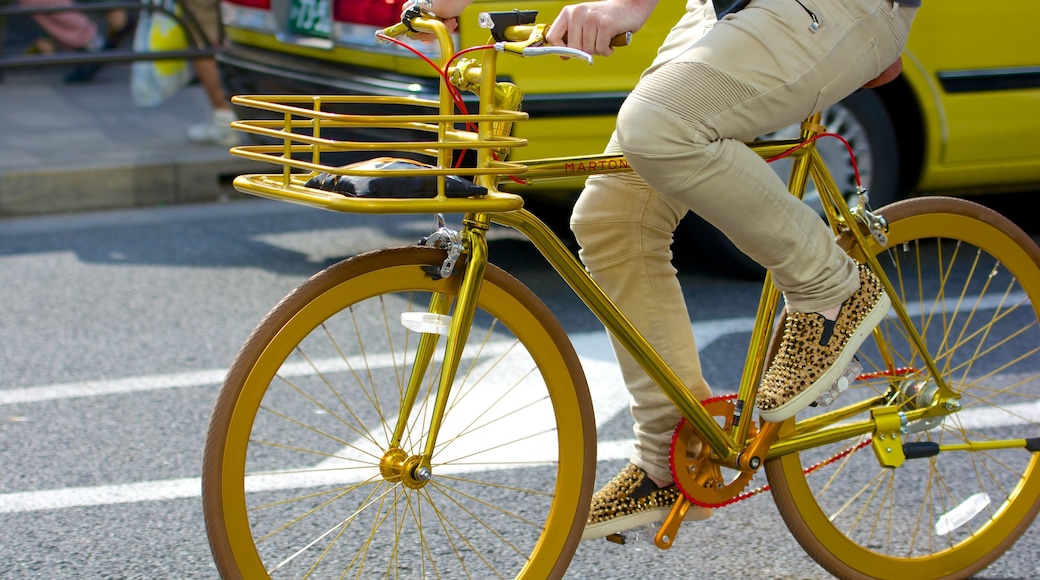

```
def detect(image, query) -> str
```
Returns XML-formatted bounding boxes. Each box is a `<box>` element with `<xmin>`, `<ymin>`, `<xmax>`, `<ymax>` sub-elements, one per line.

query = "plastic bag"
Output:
<box><xmin>130</xmin><ymin>0</ymin><xmax>193</xmax><ymax>107</ymax></box>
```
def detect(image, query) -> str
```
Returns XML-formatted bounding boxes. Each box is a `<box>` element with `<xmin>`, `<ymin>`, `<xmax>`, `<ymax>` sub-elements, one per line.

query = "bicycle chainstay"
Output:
<box><xmin>669</xmin><ymin>394</ymin><xmax>873</xmax><ymax>508</ymax></box>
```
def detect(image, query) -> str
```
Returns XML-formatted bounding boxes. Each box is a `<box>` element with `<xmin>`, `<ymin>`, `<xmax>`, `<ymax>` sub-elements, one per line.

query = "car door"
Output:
<box><xmin>904</xmin><ymin>0</ymin><xmax>1040</xmax><ymax>190</ymax></box>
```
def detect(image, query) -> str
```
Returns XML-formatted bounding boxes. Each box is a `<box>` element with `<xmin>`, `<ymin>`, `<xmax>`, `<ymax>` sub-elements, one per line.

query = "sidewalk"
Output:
<box><xmin>0</xmin><ymin>61</ymin><xmax>260</xmax><ymax>217</ymax></box>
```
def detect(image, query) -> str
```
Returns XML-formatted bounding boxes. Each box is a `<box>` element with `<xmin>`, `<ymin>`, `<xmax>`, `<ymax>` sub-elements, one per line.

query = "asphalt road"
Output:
<box><xmin>2</xmin><ymin>198</ymin><xmax>1039</xmax><ymax>579</ymax></box>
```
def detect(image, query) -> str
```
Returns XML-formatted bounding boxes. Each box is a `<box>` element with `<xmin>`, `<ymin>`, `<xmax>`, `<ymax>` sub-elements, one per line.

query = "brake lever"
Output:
<box><xmin>495</xmin><ymin>42</ymin><xmax>593</xmax><ymax>64</ymax></box>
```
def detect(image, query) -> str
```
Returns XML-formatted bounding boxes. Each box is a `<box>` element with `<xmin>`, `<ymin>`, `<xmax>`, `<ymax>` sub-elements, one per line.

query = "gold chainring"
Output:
<box><xmin>669</xmin><ymin>395</ymin><xmax>760</xmax><ymax>508</ymax></box>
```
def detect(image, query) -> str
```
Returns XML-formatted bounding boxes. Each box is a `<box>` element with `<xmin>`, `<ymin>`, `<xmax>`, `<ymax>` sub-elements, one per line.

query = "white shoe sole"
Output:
<box><xmin>580</xmin><ymin>503</ymin><xmax>713</xmax><ymax>541</ymax></box>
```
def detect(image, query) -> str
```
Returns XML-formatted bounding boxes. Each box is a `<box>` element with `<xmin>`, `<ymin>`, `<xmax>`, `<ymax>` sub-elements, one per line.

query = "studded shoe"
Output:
<box><xmin>756</xmin><ymin>263</ymin><xmax>890</xmax><ymax>422</ymax></box>
<box><xmin>581</xmin><ymin>463</ymin><xmax>712</xmax><ymax>541</ymax></box>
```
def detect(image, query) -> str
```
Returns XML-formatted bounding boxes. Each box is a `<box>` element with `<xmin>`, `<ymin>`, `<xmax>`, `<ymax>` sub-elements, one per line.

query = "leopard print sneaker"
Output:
<box><xmin>581</xmin><ymin>463</ymin><xmax>712</xmax><ymax>541</ymax></box>
<box><xmin>756</xmin><ymin>263</ymin><xmax>890</xmax><ymax>423</ymax></box>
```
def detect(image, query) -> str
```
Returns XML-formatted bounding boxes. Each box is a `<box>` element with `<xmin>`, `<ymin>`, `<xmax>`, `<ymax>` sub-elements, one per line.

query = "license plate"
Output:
<box><xmin>288</xmin><ymin>0</ymin><xmax>331</xmax><ymax>38</ymax></box>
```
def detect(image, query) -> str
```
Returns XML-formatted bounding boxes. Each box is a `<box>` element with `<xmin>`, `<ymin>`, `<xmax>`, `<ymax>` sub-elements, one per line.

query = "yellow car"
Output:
<box><xmin>217</xmin><ymin>0</ymin><xmax>1040</xmax><ymax>272</ymax></box>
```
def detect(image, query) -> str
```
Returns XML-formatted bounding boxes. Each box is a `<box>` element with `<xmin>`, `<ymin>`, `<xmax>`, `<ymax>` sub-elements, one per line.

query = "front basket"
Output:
<box><xmin>228</xmin><ymin>94</ymin><xmax>531</xmax><ymax>214</ymax></box>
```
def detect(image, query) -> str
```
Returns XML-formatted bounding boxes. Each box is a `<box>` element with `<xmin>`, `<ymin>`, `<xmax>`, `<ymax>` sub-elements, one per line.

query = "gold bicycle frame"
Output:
<box><xmin>227</xmin><ymin>16</ymin><xmax>968</xmax><ymax>483</ymax></box>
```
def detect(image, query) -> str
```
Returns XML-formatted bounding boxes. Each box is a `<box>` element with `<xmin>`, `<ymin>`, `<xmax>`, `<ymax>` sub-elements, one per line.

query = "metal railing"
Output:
<box><xmin>0</xmin><ymin>0</ymin><xmax>215</xmax><ymax>69</ymax></box>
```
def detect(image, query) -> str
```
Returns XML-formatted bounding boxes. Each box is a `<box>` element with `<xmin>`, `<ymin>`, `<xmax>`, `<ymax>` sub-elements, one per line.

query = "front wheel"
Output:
<box><xmin>202</xmin><ymin>247</ymin><xmax>596</xmax><ymax>579</ymax></box>
<box><xmin>766</xmin><ymin>197</ymin><xmax>1040</xmax><ymax>579</ymax></box>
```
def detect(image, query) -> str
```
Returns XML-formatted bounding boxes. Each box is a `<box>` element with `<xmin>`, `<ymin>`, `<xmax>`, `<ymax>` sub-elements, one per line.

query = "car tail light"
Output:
<box><xmin>333</xmin><ymin>0</ymin><xmax>407</xmax><ymax>27</ymax></box>
<box><xmin>223</xmin><ymin>0</ymin><xmax>270</xmax><ymax>9</ymax></box>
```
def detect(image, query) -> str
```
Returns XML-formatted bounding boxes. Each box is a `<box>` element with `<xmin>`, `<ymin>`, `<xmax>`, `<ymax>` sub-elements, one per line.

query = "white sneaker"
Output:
<box><xmin>187</xmin><ymin>109</ymin><xmax>239</xmax><ymax>147</ymax></box>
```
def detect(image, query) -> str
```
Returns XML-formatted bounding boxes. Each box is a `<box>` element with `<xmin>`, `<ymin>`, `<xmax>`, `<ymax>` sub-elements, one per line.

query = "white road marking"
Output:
<box><xmin>0</xmin><ymin>370</ymin><xmax>229</xmax><ymax>406</ymax></box>
<box><xmin>0</xmin><ymin>478</ymin><xmax>202</xmax><ymax>513</ymax></box>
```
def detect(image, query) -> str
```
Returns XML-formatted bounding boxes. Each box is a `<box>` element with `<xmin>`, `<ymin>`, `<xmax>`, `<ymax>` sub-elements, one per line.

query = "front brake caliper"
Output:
<box><xmin>419</xmin><ymin>214</ymin><xmax>463</xmax><ymax>279</ymax></box>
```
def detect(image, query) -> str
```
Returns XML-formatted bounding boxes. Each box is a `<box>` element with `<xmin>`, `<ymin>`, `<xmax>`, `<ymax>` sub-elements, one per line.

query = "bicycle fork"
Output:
<box><xmin>378</xmin><ymin>215</ymin><xmax>491</xmax><ymax>488</ymax></box>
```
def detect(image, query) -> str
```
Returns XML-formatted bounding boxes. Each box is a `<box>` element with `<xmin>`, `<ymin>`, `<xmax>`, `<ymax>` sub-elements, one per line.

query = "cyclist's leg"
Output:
<box><xmin>618</xmin><ymin>0</ymin><xmax>916</xmax><ymax>299</ymax></box>
<box><xmin>572</xmin><ymin>0</ymin><xmax>716</xmax><ymax>484</ymax></box>
<box><xmin>614</xmin><ymin>0</ymin><xmax>916</xmax><ymax>420</ymax></box>
<box><xmin>571</xmin><ymin>138</ymin><xmax>714</xmax><ymax>540</ymax></box>
<box><xmin>572</xmin><ymin>138</ymin><xmax>714</xmax><ymax>471</ymax></box>
<box><xmin>569</xmin><ymin>0</ymin><xmax>719</xmax><ymax>542</ymax></box>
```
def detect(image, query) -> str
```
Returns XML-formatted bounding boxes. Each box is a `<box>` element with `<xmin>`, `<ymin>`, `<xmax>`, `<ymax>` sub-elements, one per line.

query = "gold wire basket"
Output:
<box><xmin>228</xmin><ymin>94</ymin><xmax>530</xmax><ymax>214</ymax></box>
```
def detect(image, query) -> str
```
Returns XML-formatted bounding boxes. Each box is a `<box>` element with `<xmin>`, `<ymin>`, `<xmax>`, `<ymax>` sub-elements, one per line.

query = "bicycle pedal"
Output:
<box><xmin>605</xmin><ymin>523</ymin><xmax>659</xmax><ymax>546</ymax></box>
<box><xmin>813</xmin><ymin>357</ymin><xmax>863</xmax><ymax>407</ymax></box>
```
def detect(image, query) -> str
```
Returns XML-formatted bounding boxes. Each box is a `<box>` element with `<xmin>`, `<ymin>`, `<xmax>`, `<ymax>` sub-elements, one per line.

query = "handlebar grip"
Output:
<box><xmin>501</xmin><ymin>24</ymin><xmax>632</xmax><ymax>47</ymax></box>
<box><xmin>559</xmin><ymin>31</ymin><xmax>632</xmax><ymax>47</ymax></box>
<box><xmin>380</xmin><ymin>21</ymin><xmax>414</xmax><ymax>39</ymax></box>
<box><xmin>611</xmin><ymin>32</ymin><xmax>632</xmax><ymax>47</ymax></box>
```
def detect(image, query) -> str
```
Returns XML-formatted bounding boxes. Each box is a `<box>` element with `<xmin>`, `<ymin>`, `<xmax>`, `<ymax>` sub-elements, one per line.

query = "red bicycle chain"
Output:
<box><xmin>669</xmin><ymin>367</ymin><xmax>917</xmax><ymax>508</ymax></box>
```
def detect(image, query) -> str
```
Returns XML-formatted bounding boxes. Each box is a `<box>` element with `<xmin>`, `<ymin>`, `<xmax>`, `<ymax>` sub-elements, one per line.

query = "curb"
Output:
<box><xmin>0</xmin><ymin>157</ymin><xmax>262</xmax><ymax>217</ymax></box>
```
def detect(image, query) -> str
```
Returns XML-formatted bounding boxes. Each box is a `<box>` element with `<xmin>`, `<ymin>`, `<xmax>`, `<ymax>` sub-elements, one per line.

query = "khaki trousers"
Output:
<box><xmin>570</xmin><ymin>0</ymin><xmax>916</xmax><ymax>481</ymax></box>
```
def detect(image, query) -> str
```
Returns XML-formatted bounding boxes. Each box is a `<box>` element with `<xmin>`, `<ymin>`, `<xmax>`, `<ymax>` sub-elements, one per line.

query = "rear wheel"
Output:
<box><xmin>202</xmin><ymin>247</ymin><xmax>596</xmax><ymax>579</ymax></box>
<box><xmin>766</xmin><ymin>197</ymin><xmax>1040</xmax><ymax>579</ymax></box>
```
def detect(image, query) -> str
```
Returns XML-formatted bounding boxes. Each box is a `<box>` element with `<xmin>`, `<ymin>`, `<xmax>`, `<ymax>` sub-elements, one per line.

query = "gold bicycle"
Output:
<box><xmin>201</xmin><ymin>11</ymin><xmax>1040</xmax><ymax>579</ymax></box>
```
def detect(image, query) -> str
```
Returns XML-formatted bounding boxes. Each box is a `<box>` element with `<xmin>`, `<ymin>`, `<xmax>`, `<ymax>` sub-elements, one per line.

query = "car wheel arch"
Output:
<box><xmin>873</xmin><ymin>75</ymin><xmax>927</xmax><ymax>196</ymax></box>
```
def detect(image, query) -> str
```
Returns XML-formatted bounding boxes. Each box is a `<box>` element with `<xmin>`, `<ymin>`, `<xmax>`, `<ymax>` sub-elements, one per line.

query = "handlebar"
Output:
<box><xmin>377</xmin><ymin>8</ymin><xmax>630</xmax><ymax>64</ymax></box>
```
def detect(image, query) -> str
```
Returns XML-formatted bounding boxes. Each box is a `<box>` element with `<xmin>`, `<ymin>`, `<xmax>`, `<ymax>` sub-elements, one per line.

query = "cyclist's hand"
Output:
<box><xmin>547</xmin><ymin>0</ymin><xmax>655</xmax><ymax>56</ymax></box>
